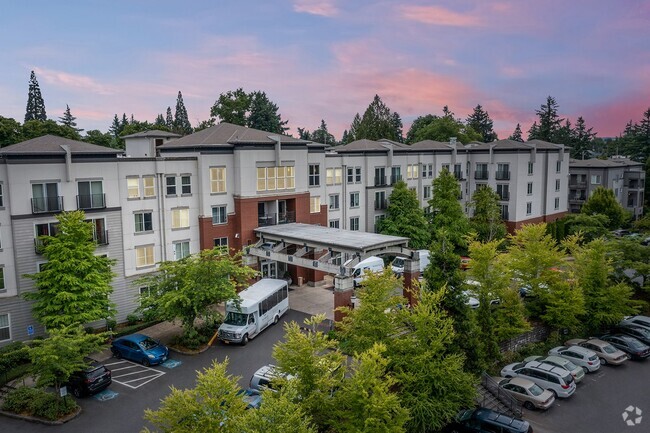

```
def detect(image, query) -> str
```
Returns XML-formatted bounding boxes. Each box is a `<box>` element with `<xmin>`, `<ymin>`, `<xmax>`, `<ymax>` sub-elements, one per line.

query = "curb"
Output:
<box><xmin>0</xmin><ymin>405</ymin><xmax>82</xmax><ymax>425</ymax></box>
<box><xmin>168</xmin><ymin>344</ymin><xmax>211</xmax><ymax>355</ymax></box>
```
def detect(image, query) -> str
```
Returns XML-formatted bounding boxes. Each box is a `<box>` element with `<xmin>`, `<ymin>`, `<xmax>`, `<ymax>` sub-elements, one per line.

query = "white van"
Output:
<box><xmin>391</xmin><ymin>250</ymin><xmax>430</xmax><ymax>276</ymax></box>
<box><xmin>349</xmin><ymin>256</ymin><xmax>384</xmax><ymax>287</ymax></box>
<box><xmin>217</xmin><ymin>278</ymin><xmax>289</xmax><ymax>345</ymax></box>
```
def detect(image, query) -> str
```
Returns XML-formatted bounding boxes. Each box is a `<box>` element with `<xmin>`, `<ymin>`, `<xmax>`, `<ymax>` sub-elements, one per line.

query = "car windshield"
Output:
<box><xmin>139</xmin><ymin>337</ymin><xmax>158</xmax><ymax>350</ymax></box>
<box><xmin>562</xmin><ymin>374</ymin><xmax>573</xmax><ymax>384</ymax></box>
<box><xmin>224</xmin><ymin>312</ymin><xmax>248</xmax><ymax>326</ymax></box>
<box><xmin>528</xmin><ymin>383</ymin><xmax>544</xmax><ymax>396</ymax></box>
<box><xmin>602</xmin><ymin>344</ymin><xmax>617</xmax><ymax>354</ymax></box>
<box><xmin>564</xmin><ymin>360</ymin><xmax>578</xmax><ymax>371</ymax></box>
<box><xmin>393</xmin><ymin>258</ymin><xmax>404</xmax><ymax>268</ymax></box>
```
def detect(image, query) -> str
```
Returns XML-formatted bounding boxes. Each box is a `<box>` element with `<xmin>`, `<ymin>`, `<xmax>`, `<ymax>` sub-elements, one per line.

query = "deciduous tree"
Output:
<box><xmin>405</xmin><ymin>114</ymin><xmax>437</xmax><ymax>144</ymax></box>
<box><xmin>581</xmin><ymin>186</ymin><xmax>629</xmax><ymax>229</ymax></box>
<box><xmin>377</xmin><ymin>180</ymin><xmax>430</xmax><ymax>249</ymax></box>
<box><xmin>210</xmin><ymin>88</ymin><xmax>251</xmax><ymax>126</ymax></box>
<box><xmin>0</xmin><ymin>116</ymin><xmax>23</xmax><ymax>146</ymax></box>
<box><xmin>413</xmin><ymin>115</ymin><xmax>481</xmax><ymax>144</ymax></box>
<box><xmin>469</xmin><ymin>186</ymin><xmax>507</xmax><ymax>242</ymax></box>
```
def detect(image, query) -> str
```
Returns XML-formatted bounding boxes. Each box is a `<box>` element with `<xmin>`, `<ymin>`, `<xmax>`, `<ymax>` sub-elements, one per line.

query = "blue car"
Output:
<box><xmin>111</xmin><ymin>333</ymin><xmax>169</xmax><ymax>366</ymax></box>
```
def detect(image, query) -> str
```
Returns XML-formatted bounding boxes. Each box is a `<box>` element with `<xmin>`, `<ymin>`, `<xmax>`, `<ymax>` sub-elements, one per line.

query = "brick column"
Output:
<box><xmin>333</xmin><ymin>275</ymin><xmax>355</xmax><ymax>322</ymax></box>
<box><xmin>402</xmin><ymin>258</ymin><xmax>420</xmax><ymax>307</ymax></box>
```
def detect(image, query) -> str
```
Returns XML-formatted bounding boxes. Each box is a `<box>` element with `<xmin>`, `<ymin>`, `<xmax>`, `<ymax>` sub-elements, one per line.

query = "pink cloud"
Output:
<box><xmin>33</xmin><ymin>67</ymin><xmax>113</xmax><ymax>95</ymax></box>
<box><xmin>579</xmin><ymin>94</ymin><xmax>650</xmax><ymax>137</ymax></box>
<box><xmin>292</xmin><ymin>0</ymin><xmax>338</xmax><ymax>17</ymax></box>
<box><xmin>399</xmin><ymin>5</ymin><xmax>483</xmax><ymax>27</ymax></box>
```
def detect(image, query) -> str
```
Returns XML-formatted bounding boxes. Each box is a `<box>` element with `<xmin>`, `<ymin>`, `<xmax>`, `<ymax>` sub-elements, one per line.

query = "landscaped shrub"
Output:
<box><xmin>2</xmin><ymin>387</ymin><xmax>78</xmax><ymax>420</ymax></box>
<box><xmin>2</xmin><ymin>386</ymin><xmax>39</xmax><ymax>413</ymax></box>
<box><xmin>126</xmin><ymin>313</ymin><xmax>140</xmax><ymax>326</ymax></box>
<box><xmin>0</xmin><ymin>342</ymin><xmax>31</xmax><ymax>373</ymax></box>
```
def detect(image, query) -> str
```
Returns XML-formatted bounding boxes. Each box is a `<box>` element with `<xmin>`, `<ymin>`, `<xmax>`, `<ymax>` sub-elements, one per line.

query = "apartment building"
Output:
<box><xmin>0</xmin><ymin>124</ymin><xmax>568</xmax><ymax>345</ymax></box>
<box><xmin>568</xmin><ymin>157</ymin><xmax>645</xmax><ymax>218</ymax></box>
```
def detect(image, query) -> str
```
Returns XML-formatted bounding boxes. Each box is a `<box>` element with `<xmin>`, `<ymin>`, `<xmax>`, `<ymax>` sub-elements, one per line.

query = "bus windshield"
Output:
<box><xmin>224</xmin><ymin>312</ymin><xmax>248</xmax><ymax>326</ymax></box>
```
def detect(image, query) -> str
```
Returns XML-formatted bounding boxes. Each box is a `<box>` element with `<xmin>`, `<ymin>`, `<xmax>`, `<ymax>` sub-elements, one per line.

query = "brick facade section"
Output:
<box><xmin>505</xmin><ymin>211</ymin><xmax>567</xmax><ymax>232</ymax></box>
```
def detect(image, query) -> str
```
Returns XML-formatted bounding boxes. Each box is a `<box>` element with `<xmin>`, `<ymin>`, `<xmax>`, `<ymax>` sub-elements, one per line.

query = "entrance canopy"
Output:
<box><xmin>247</xmin><ymin>223</ymin><xmax>412</xmax><ymax>277</ymax></box>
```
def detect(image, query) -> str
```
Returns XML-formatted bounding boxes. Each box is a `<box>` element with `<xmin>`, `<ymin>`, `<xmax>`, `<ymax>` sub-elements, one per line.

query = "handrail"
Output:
<box><xmin>480</xmin><ymin>372</ymin><xmax>522</xmax><ymax>418</ymax></box>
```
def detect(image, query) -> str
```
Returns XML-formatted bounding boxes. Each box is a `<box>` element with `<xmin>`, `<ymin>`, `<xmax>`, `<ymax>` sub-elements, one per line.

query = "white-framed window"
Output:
<box><xmin>0</xmin><ymin>267</ymin><xmax>5</xmax><ymax>294</ymax></box>
<box><xmin>407</xmin><ymin>164</ymin><xmax>419</xmax><ymax>179</ymax></box>
<box><xmin>139</xmin><ymin>286</ymin><xmax>150</xmax><ymax>307</ymax></box>
<box><xmin>526</xmin><ymin>202</ymin><xmax>532</xmax><ymax>215</ymax></box>
<box><xmin>210</xmin><ymin>167</ymin><xmax>227</xmax><ymax>193</ymax></box>
<box><xmin>181</xmin><ymin>175</ymin><xmax>191</xmax><ymax>194</ymax></box>
<box><xmin>527</xmin><ymin>161</ymin><xmax>534</xmax><ymax>175</ymax></box>
<box><xmin>134</xmin><ymin>212</ymin><xmax>153</xmax><ymax>232</ymax></box>
<box><xmin>591</xmin><ymin>175</ymin><xmax>601</xmax><ymax>185</ymax></box>
<box><xmin>37</xmin><ymin>262</ymin><xmax>48</xmax><ymax>272</ymax></box>
<box><xmin>127</xmin><ymin>177</ymin><xmax>140</xmax><ymax>199</ymax></box>
<box><xmin>0</xmin><ymin>183</ymin><xmax>4</xmax><ymax>207</ymax></box>
<box><xmin>556</xmin><ymin>161</ymin><xmax>562</xmax><ymax>173</ymax></box>
<box><xmin>349</xmin><ymin>217</ymin><xmax>360</xmax><ymax>231</ymax></box>
<box><xmin>212</xmin><ymin>205</ymin><xmax>227</xmax><ymax>224</ymax></box>
<box><xmin>554</xmin><ymin>197</ymin><xmax>560</xmax><ymax>210</ymax></box>
<box><xmin>349</xmin><ymin>192</ymin><xmax>359</xmax><ymax>208</ymax></box>
<box><xmin>426</xmin><ymin>164</ymin><xmax>434</xmax><ymax>178</ymax></box>
<box><xmin>555</xmin><ymin>179</ymin><xmax>561</xmax><ymax>191</ymax></box>
<box><xmin>375</xmin><ymin>191</ymin><xmax>386</xmax><ymax>210</ymax></box>
<box><xmin>143</xmin><ymin>176</ymin><xmax>156</xmax><ymax>197</ymax></box>
<box><xmin>309</xmin><ymin>164</ymin><xmax>320</xmax><ymax>187</ymax></box>
<box><xmin>527</xmin><ymin>182</ymin><xmax>533</xmax><ymax>195</ymax></box>
<box><xmin>171</xmin><ymin>208</ymin><xmax>190</xmax><ymax>229</ymax></box>
<box><xmin>347</xmin><ymin>167</ymin><xmax>355</xmax><ymax>184</ymax></box>
<box><xmin>442</xmin><ymin>163</ymin><xmax>450</xmax><ymax>172</ymax></box>
<box><xmin>135</xmin><ymin>245</ymin><xmax>154</xmax><ymax>268</ymax></box>
<box><xmin>423</xmin><ymin>185</ymin><xmax>431</xmax><ymax>199</ymax></box>
<box><xmin>329</xmin><ymin>194</ymin><xmax>340</xmax><ymax>210</ymax></box>
<box><xmin>257</xmin><ymin>166</ymin><xmax>294</xmax><ymax>191</ymax></box>
<box><xmin>214</xmin><ymin>237</ymin><xmax>228</xmax><ymax>248</ymax></box>
<box><xmin>173</xmin><ymin>241</ymin><xmax>190</xmax><ymax>260</ymax></box>
<box><xmin>329</xmin><ymin>219</ymin><xmax>340</xmax><ymax>229</ymax></box>
<box><xmin>310</xmin><ymin>197</ymin><xmax>321</xmax><ymax>213</ymax></box>
<box><xmin>326</xmin><ymin>168</ymin><xmax>342</xmax><ymax>185</ymax></box>
<box><xmin>166</xmin><ymin>176</ymin><xmax>177</xmax><ymax>195</ymax></box>
<box><xmin>0</xmin><ymin>313</ymin><xmax>10</xmax><ymax>342</ymax></box>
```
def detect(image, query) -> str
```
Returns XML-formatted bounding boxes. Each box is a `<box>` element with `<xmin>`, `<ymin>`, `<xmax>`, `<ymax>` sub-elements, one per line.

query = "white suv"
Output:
<box><xmin>548</xmin><ymin>346</ymin><xmax>600</xmax><ymax>373</ymax></box>
<box><xmin>249</xmin><ymin>365</ymin><xmax>293</xmax><ymax>392</ymax></box>
<box><xmin>500</xmin><ymin>361</ymin><xmax>576</xmax><ymax>399</ymax></box>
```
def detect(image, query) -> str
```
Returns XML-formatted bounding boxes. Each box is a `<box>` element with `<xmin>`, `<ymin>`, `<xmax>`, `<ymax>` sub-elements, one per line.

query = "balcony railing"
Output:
<box><xmin>258</xmin><ymin>211</ymin><xmax>296</xmax><ymax>227</ymax></box>
<box><xmin>495</xmin><ymin>171</ymin><xmax>511</xmax><ymax>181</ymax></box>
<box><xmin>278</xmin><ymin>211</ymin><xmax>295</xmax><ymax>224</ymax></box>
<box><xmin>374</xmin><ymin>176</ymin><xmax>388</xmax><ymax>187</ymax></box>
<box><xmin>498</xmin><ymin>192</ymin><xmax>510</xmax><ymax>201</ymax></box>
<box><xmin>374</xmin><ymin>199</ymin><xmax>387</xmax><ymax>210</ymax></box>
<box><xmin>454</xmin><ymin>171</ymin><xmax>465</xmax><ymax>181</ymax></box>
<box><xmin>77</xmin><ymin>193</ymin><xmax>106</xmax><ymax>210</ymax></box>
<box><xmin>31</xmin><ymin>196</ymin><xmax>63</xmax><ymax>214</ymax></box>
<box><xmin>569</xmin><ymin>195</ymin><xmax>586</xmax><ymax>202</ymax></box>
<box><xmin>390</xmin><ymin>174</ymin><xmax>402</xmax><ymax>185</ymax></box>
<box><xmin>474</xmin><ymin>171</ymin><xmax>489</xmax><ymax>180</ymax></box>
<box><xmin>94</xmin><ymin>230</ymin><xmax>109</xmax><ymax>246</ymax></box>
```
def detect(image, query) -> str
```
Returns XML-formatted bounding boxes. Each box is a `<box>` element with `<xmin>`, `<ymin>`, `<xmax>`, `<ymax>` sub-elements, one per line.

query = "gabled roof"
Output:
<box><xmin>334</xmin><ymin>139</ymin><xmax>390</xmax><ymax>153</ymax></box>
<box><xmin>569</xmin><ymin>157</ymin><xmax>643</xmax><ymax>168</ymax></box>
<box><xmin>121</xmin><ymin>130</ymin><xmax>181</xmax><ymax>139</ymax></box>
<box><xmin>525</xmin><ymin>139</ymin><xmax>565</xmax><ymax>150</ymax></box>
<box><xmin>409</xmin><ymin>140</ymin><xmax>453</xmax><ymax>150</ymax></box>
<box><xmin>0</xmin><ymin>135</ymin><xmax>122</xmax><ymax>155</ymax></box>
<box><xmin>160</xmin><ymin>122</ymin><xmax>309</xmax><ymax>148</ymax></box>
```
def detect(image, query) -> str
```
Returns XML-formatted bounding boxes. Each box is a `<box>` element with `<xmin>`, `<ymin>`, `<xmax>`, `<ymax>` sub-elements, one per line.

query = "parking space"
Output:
<box><xmin>92</xmin><ymin>389</ymin><xmax>119</xmax><ymax>402</ymax></box>
<box><xmin>105</xmin><ymin>359</ymin><xmax>166</xmax><ymax>389</ymax></box>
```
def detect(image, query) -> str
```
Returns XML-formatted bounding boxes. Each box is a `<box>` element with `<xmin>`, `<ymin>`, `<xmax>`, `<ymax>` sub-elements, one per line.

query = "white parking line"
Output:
<box><xmin>110</xmin><ymin>365</ymin><xmax>141</xmax><ymax>372</ymax></box>
<box><xmin>109</xmin><ymin>360</ymin><xmax>166</xmax><ymax>389</ymax></box>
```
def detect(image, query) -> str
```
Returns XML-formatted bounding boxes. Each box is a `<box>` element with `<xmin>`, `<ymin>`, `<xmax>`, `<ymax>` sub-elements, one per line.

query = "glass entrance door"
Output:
<box><xmin>261</xmin><ymin>261</ymin><xmax>277</xmax><ymax>278</ymax></box>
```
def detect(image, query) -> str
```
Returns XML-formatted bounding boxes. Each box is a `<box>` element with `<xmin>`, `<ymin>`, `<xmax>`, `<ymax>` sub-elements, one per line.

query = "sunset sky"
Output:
<box><xmin>1</xmin><ymin>0</ymin><xmax>649</xmax><ymax>140</ymax></box>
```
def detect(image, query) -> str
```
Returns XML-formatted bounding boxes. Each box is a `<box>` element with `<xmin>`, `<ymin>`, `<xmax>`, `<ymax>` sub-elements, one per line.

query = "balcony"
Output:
<box><xmin>390</xmin><ymin>174</ymin><xmax>402</xmax><ymax>185</ymax></box>
<box><xmin>77</xmin><ymin>193</ymin><xmax>106</xmax><ymax>210</ymax></box>
<box><xmin>498</xmin><ymin>192</ymin><xmax>510</xmax><ymax>201</ymax></box>
<box><xmin>474</xmin><ymin>171</ymin><xmax>489</xmax><ymax>180</ymax></box>
<box><xmin>374</xmin><ymin>176</ymin><xmax>388</xmax><ymax>187</ymax></box>
<box><xmin>278</xmin><ymin>211</ymin><xmax>296</xmax><ymax>224</ymax></box>
<box><xmin>454</xmin><ymin>171</ymin><xmax>465</xmax><ymax>181</ymax></box>
<box><xmin>94</xmin><ymin>229</ymin><xmax>109</xmax><ymax>246</ymax></box>
<box><xmin>495</xmin><ymin>171</ymin><xmax>511</xmax><ymax>181</ymax></box>
<box><xmin>258</xmin><ymin>211</ymin><xmax>296</xmax><ymax>227</ymax></box>
<box><xmin>569</xmin><ymin>194</ymin><xmax>586</xmax><ymax>203</ymax></box>
<box><xmin>31</xmin><ymin>196</ymin><xmax>63</xmax><ymax>214</ymax></box>
<box><xmin>374</xmin><ymin>199</ymin><xmax>387</xmax><ymax>210</ymax></box>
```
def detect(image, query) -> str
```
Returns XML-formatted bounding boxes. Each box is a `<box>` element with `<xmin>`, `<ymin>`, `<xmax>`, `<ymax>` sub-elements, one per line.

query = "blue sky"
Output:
<box><xmin>1</xmin><ymin>0</ymin><xmax>649</xmax><ymax>139</ymax></box>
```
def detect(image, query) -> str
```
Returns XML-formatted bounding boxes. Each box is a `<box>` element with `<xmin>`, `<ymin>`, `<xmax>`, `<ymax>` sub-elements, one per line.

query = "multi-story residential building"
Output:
<box><xmin>0</xmin><ymin>124</ymin><xmax>569</xmax><ymax>346</ymax></box>
<box><xmin>568</xmin><ymin>157</ymin><xmax>645</xmax><ymax>218</ymax></box>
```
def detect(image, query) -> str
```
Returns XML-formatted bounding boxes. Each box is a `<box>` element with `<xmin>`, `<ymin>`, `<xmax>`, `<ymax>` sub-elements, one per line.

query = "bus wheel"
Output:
<box><xmin>241</xmin><ymin>334</ymin><xmax>249</xmax><ymax>346</ymax></box>
<box><xmin>273</xmin><ymin>315</ymin><xmax>279</xmax><ymax>325</ymax></box>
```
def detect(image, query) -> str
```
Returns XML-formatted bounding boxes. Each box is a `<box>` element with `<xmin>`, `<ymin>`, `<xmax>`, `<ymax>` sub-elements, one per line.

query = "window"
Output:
<box><xmin>181</xmin><ymin>176</ymin><xmax>191</xmax><ymax>194</ymax></box>
<box><xmin>347</xmin><ymin>167</ymin><xmax>354</xmax><ymax>184</ymax></box>
<box><xmin>257</xmin><ymin>166</ymin><xmax>294</xmax><ymax>191</ymax></box>
<box><xmin>475</xmin><ymin>163</ymin><xmax>488</xmax><ymax>180</ymax></box>
<box><xmin>355</xmin><ymin>167</ymin><xmax>362</xmax><ymax>183</ymax></box>
<box><xmin>329</xmin><ymin>194</ymin><xmax>340</xmax><ymax>210</ymax></box>
<box><xmin>32</xmin><ymin>182</ymin><xmax>60</xmax><ymax>212</ymax></box>
<box><xmin>554</xmin><ymin>197</ymin><xmax>560</xmax><ymax>210</ymax></box>
<box><xmin>256</xmin><ymin>167</ymin><xmax>266</xmax><ymax>191</ymax></box>
<box><xmin>453</xmin><ymin>164</ymin><xmax>463</xmax><ymax>180</ymax></box>
<box><xmin>423</xmin><ymin>185</ymin><xmax>431</xmax><ymax>199</ymax></box>
<box><xmin>0</xmin><ymin>183</ymin><xmax>3</xmax><ymax>207</ymax></box>
<box><xmin>591</xmin><ymin>175</ymin><xmax>601</xmax><ymax>185</ymax></box>
<box><xmin>143</xmin><ymin>176</ymin><xmax>155</xmax><ymax>197</ymax></box>
<box><xmin>134</xmin><ymin>212</ymin><xmax>153</xmax><ymax>232</ymax></box>
<box><xmin>375</xmin><ymin>191</ymin><xmax>386</xmax><ymax>210</ymax></box>
<box><xmin>77</xmin><ymin>180</ymin><xmax>104</xmax><ymax>209</ymax></box>
<box><xmin>127</xmin><ymin>178</ymin><xmax>140</xmax><ymax>198</ymax></box>
<box><xmin>407</xmin><ymin>164</ymin><xmax>419</xmax><ymax>179</ymax></box>
<box><xmin>310</xmin><ymin>197</ymin><xmax>321</xmax><ymax>213</ymax></box>
<box><xmin>555</xmin><ymin>179</ymin><xmax>561</xmax><ymax>191</ymax></box>
<box><xmin>526</xmin><ymin>202</ymin><xmax>532</xmax><ymax>215</ymax></box>
<box><xmin>556</xmin><ymin>161</ymin><xmax>562</xmax><ymax>173</ymax></box>
<box><xmin>171</xmin><ymin>208</ymin><xmax>189</xmax><ymax>229</ymax></box>
<box><xmin>349</xmin><ymin>192</ymin><xmax>359</xmax><ymax>208</ymax></box>
<box><xmin>442</xmin><ymin>164</ymin><xmax>450</xmax><ymax>172</ymax></box>
<box><xmin>527</xmin><ymin>182</ymin><xmax>533</xmax><ymax>195</ymax></box>
<box><xmin>0</xmin><ymin>268</ymin><xmax>4</xmax><ymax>294</ymax></box>
<box><xmin>139</xmin><ymin>287</ymin><xmax>151</xmax><ymax>306</ymax></box>
<box><xmin>496</xmin><ymin>184</ymin><xmax>509</xmax><ymax>201</ymax></box>
<box><xmin>500</xmin><ymin>204</ymin><xmax>509</xmax><ymax>220</ymax></box>
<box><xmin>349</xmin><ymin>217</ymin><xmax>360</xmax><ymax>231</ymax></box>
<box><xmin>173</xmin><ymin>241</ymin><xmax>190</xmax><ymax>260</ymax></box>
<box><xmin>135</xmin><ymin>245</ymin><xmax>154</xmax><ymax>268</ymax></box>
<box><xmin>329</xmin><ymin>219</ymin><xmax>340</xmax><ymax>229</ymax></box>
<box><xmin>0</xmin><ymin>313</ymin><xmax>10</xmax><ymax>341</ymax></box>
<box><xmin>421</xmin><ymin>163</ymin><xmax>433</xmax><ymax>178</ymax></box>
<box><xmin>374</xmin><ymin>167</ymin><xmax>386</xmax><ymax>186</ymax></box>
<box><xmin>214</xmin><ymin>237</ymin><xmax>228</xmax><ymax>248</ymax></box>
<box><xmin>309</xmin><ymin>164</ymin><xmax>320</xmax><ymax>186</ymax></box>
<box><xmin>212</xmin><ymin>205</ymin><xmax>227</xmax><ymax>224</ymax></box>
<box><xmin>210</xmin><ymin>167</ymin><xmax>227</xmax><ymax>193</ymax></box>
<box><xmin>528</xmin><ymin>162</ymin><xmax>534</xmax><ymax>175</ymax></box>
<box><xmin>390</xmin><ymin>166</ymin><xmax>402</xmax><ymax>184</ymax></box>
<box><xmin>496</xmin><ymin>163</ymin><xmax>510</xmax><ymax>180</ymax></box>
<box><xmin>326</xmin><ymin>168</ymin><xmax>342</xmax><ymax>185</ymax></box>
<box><xmin>166</xmin><ymin>176</ymin><xmax>177</xmax><ymax>195</ymax></box>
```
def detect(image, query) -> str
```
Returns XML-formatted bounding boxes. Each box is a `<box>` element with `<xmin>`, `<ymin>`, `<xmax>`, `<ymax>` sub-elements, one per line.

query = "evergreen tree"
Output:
<box><xmin>173</xmin><ymin>91</ymin><xmax>192</xmax><ymax>135</ymax></box>
<box><xmin>210</xmin><ymin>88</ymin><xmax>251</xmax><ymax>126</ymax></box>
<box><xmin>346</xmin><ymin>114</ymin><xmax>361</xmax><ymax>143</ymax></box>
<box><xmin>509</xmin><ymin>123</ymin><xmax>523</xmax><ymax>142</ymax></box>
<box><xmin>310</xmin><ymin>119</ymin><xmax>335</xmax><ymax>145</ymax></box>
<box><xmin>25</xmin><ymin>70</ymin><xmax>47</xmax><ymax>122</ymax></box>
<box><xmin>165</xmin><ymin>106</ymin><xmax>173</xmax><ymax>129</ymax></box>
<box><xmin>534</xmin><ymin>96</ymin><xmax>564</xmax><ymax>142</ymax></box>
<box><xmin>154</xmin><ymin>113</ymin><xmax>166</xmax><ymax>128</ymax></box>
<box><xmin>340</xmin><ymin>130</ymin><xmax>349</xmax><ymax>145</ymax></box>
<box><xmin>428</xmin><ymin>168</ymin><xmax>470</xmax><ymax>252</ymax></box>
<box><xmin>442</xmin><ymin>105</ymin><xmax>455</xmax><ymax>119</ymax></box>
<box><xmin>466</xmin><ymin>104</ymin><xmax>497</xmax><ymax>142</ymax></box>
<box><xmin>469</xmin><ymin>186</ymin><xmax>507</xmax><ymax>242</ymax></box>
<box><xmin>354</xmin><ymin>95</ymin><xmax>402</xmax><ymax>142</ymax></box>
<box><xmin>553</xmin><ymin>119</ymin><xmax>573</xmax><ymax>147</ymax></box>
<box><xmin>376</xmin><ymin>180</ymin><xmax>430</xmax><ymax>249</ymax></box>
<box><xmin>570</xmin><ymin>116</ymin><xmax>597</xmax><ymax>159</ymax></box>
<box><xmin>390</xmin><ymin>111</ymin><xmax>404</xmax><ymax>143</ymax></box>
<box><xmin>405</xmin><ymin>114</ymin><xmax>437</xmax><ymax>144</ymax></box>
<box><xmin>527</xmin><ymin>121</ymin><xmax>540</xmax><ymax>140</ymax></box>
<box><xmin>296</xmin><ymin>127</ymin><xmax>311</xmax><ymax>140</ymax></box>
<box><xmin>247</xmin><ymin>91</ymin><xmax>288</xmax><ymax>133</ymax></box>
<box><xmin>58</xmin><ymin>104</ymin><xmax>83</xmax><ymax>132</ymax></box>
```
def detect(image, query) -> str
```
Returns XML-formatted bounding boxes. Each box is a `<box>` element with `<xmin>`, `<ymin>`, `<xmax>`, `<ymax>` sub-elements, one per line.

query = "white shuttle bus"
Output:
<box><xmin>217</xmin><ymin>278</ymin><xmax>289</xmax><ymax>345</ymax></box>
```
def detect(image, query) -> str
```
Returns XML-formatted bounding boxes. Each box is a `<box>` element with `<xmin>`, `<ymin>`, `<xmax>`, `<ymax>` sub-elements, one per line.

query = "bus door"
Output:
<box><xmin>246</xmin><ymin>313</ymin><xmax>258</xmax><ymax>337</ymax></box>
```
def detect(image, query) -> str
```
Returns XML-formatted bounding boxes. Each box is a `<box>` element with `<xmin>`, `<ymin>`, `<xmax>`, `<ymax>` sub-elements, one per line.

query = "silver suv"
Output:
<box><xmin>501</xmin><ymin>360</ymin><xmax>576</xmax><ymax>399</ymax></box>
<box><xmin>249</xmin><ymin>365</ymin><xmax>293</xmax><ymax>391</ymax></box>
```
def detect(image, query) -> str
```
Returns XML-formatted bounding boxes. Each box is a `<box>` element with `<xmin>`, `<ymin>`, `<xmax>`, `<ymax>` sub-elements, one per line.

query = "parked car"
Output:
<box><xmin>615</xmin><ymin>323</ymin><xmax>650</xmax><ymax>346</ymax></box>
<box><xmin>238</xmin><ymin>388</ymin><xmax>262</xmax><ymax>410</ymax></box>
<box><xmin>548</xmin><ymin>346</ymin><xmax>600</xmax><ymax>373</ymax></box>
<box><xmin>620</xmin><ymin>315</ymin><xmax>650</xmax><ymax>330</ymax></box>
<box><xmin>111</xmin><ymin>333</ymin><xmax>169</xmax><ymax>366</ymax></box>
<box><xmin>444</xmin><ymin>407</ymin><xmax>533</xmax><ymax>433</ymax></box>
<box><xmin>66</xmin><ymin>359</ymin><xmax>112</xmax><ymax>397</ymax></box>
<box><xmin>462</xmin><ymin>290</ymin><xmax>480</xmax><ymax>309</ymax></box>
<box><xmin>500</xmin><ymin>361</ymin><xmax>576</xmax><ymax>399</ymax></box>
<box><xmin>249</xmin><ymin>364</ymin><xmax>294</xmax><ymax>392</ymax></box>
<box><xmin>496</xmin><ymin>376</ymin><xmax>555</xmax><ymax>410</ymax></box>
<box><xmin>565</xmin><ymin>338</ymin><xmax>628</xmax><ymax>366</ymax></box>
<box><xmin>600</xmin><ymin>334</ymin><xmax>650</xmax><ymax>360</ymax></box>
<box><xmin>523</xmin><ymin>355</ymin><xmax>585</xmax><ymax>383</ymax></box>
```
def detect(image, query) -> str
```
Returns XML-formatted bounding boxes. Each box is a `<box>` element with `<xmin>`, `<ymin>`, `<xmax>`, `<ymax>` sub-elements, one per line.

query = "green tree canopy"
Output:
<box><xmin>469</xmin><ymin>186</ymin><xmax>507</xmax><ymax>242</ymax></box>
<box><xmin>428</xmin><ymin>168</ymin><xmax>470</xmax><ymax>252</ymax></box>
<box><xmin>173</xmin><ymin>91</ymin><xmax>192</xmax><ymax>135</ymax></box>
<box><xmin>24</xmin><ymin>211</ymin><xmax>116</xmax><ymax>329</ymax></box>
<box><xmin>530</xmin><ymin>96</ymin><xmax>564</xmax><ymax>142</ymax></box>
<box><xmin>0</xmin><ymin>116</ymin><xmax>23</xmax><ymax>146</ymax></box>
<box><xmin>58</xmin><ymin>104</ymin><xmax>83</xmax><ymax>132</ymax></box>
<box><xmin>569</xmin><ymin>116</ymin><xmax>597</xmax><ymax>159</ymax></box>
<box><xmin>310</xmin><ymin>119</ymin><xmax>336</xmax><ymax>145</ymax></box>
<box><xmin>508</xmin><ymin>123</ymin><xmax>523</xmax><ymax>142</ymax></box>
<box><xmin>210</xmin><ymin>88</ymin><xmax>251</xmax><ymax>126</ymax></box>
<box><xmin>25</xmin><ymin>70</ymin><xmax>47</xmax><ymax>122</ymax></box>
<box><xmin>353</xmin><ymin>95</ymin><xmax>403</xmax><ymax>142</ymax></box>
<box><xmin>377</xmin><ymin>180</ymin><xmax>430</xmax><ymax>249</ymax></box>
<box><xmin>581</xmin><ymin>186</ymin><xmax>630</xmax><ymax>229</ymax></box>
<box><xmin>466</xmin><ymin>104</ymin><xmax>497</xmax><ymax>142</ymax></box>
<box><xmin>247</xmin><ymin>91</ymin><xmax>289</xmax><ymax>133</ymax></box>
<box><xmin>22</xmin><ymin>119</ymin><xmax>81</xmax><ymax>141</ymax></box>
<box><xmin>413</xmin><ymin>115</ymin><xmax>481</xmax><ymax>144</ymax></box>
<box><xmin>405</xmin><ymin>114</ymin><xmax>437</xmax><ymax>144</ymax></box>
<box><xmin>83</xmin><ymin>129</ymin><xmax>115</xmax><ymax>148</ymax></box>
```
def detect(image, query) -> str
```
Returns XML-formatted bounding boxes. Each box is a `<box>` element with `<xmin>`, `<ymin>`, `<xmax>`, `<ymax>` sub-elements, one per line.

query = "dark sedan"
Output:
<box><xmin>614</xmin><ymin>324</ymin><xmax>650</xmax><ymax>346</ymax></box>
<box><xmin>600</xmin><ymin>334</ymin><xmax>650</xmax><ymax>360</ymax></box>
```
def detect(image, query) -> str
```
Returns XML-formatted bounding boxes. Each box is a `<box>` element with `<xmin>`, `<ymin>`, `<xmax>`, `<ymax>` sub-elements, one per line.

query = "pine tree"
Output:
<box><xmin>165</xmin><ymin>106</ymin><xmax>173</xmax><ymax>129</ymax></box>
<box><xmin>466</xmin><ymin>104</ymin><xmax>497</xmax><ymax>142</ymax></box>
<box><xmin>429</xmin><ymin>168</ymin><xmax>470</xmax><ymax>252</ymax></box>
<box><xmin>154</xmin><ymin>113</ymin><xmax>166</xmax><ymax>128</ymax></box>
<box><xmin>25</xmin><ymin>70</ymin><xmax>47</xmax><ymax>122</ymax></box>
<box><xmin>346</xmin><ymin>114</ymin><xmax>361</xmax><ymax>143</ymax></box>
<box><xmin>527</xmin><ymin>121</ymin><xmax>540</xmax><ymax>140</ymax></box>
<box><xmin>173</xmin><ymin>91</ymin><xmax>192</xmax><ymax>135</ymax></box>
<box><xmin>311</xmin><ymin>119</ymin><xmax>335</xmax><ymax>145</ymax></box>
<box><xmin>535</xmin><ymin>96</ymin><xmax>564</xmax><ymax>142</ymax></box>
<box><xmin>442</xmin><ymin>105</ymin><xmax>455</xmax><ymax>119</ymax></box>
<box><xmin>296</xmin><ymin>127</ymin><xmax>311</xmax><ymax>140</ymax></box>
<box><xmin>109</xmin><ymin>114</ymin><xmax>122</xmax><ymax>138</ymax></box>
<box><xmin>58</xmin><ymin>104</ymin><xmax>83</xmax><ymax>132</ymax></box>
<box><xmin>354</xmin><ymin>95</ymin><xmax>402</xmax><ymax>142</ymax></box>
<box><xmin>247</xmin><ymin>91</ymin><xmax>288</xmax><ymax>134</ymax></box>
<box><xmin>340</xmin><ymin>129</ymin><xmax>349</xmax><ymax>145</ymax></box>
<box><xmin>469</xmin><ymin>186</ymin><xmax>507</xmax><ymax>242</ymax></box>
<box><xmin>571</xmin><ymin>116</ymin><xmax>597</xmax><ymax>159</ymax></box>
<box><xmin>509</xmin><ymin>123</ymin><xmax>523</xmax><ymax>142</ymax></box>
